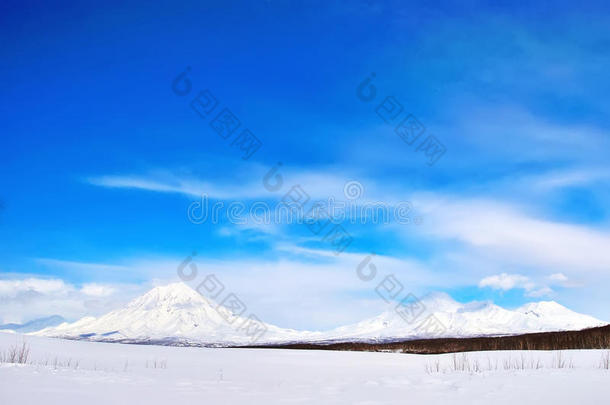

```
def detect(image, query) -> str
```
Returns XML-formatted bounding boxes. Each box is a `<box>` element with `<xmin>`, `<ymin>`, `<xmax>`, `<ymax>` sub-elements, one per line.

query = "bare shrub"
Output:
<box><xmin>146</xmin><ymin>359</ymin><xmax>167</xmax><ymax>369</ymax></box>
<box><xmin>449</xmin><ymin>354</ymin><xmax>480</xmax><ymax>373</ymax></box>
<box><xmin>553</xmin><ymin>351</ymin><xmax>574</xmax><ymax>369</ymax></box>
<box><xmin>486</xmin><ymin>356</ymin><xmax>498</xmax><ymax>371</ymax></box>
<box><xmin>425</xmin><ymin>359</ymin><xmax>442</xmax><ymax>373</ymax></box>
<box><xmin>501</xmin><ymin>355</ymin><xmax>543</xmax><ymax>370</ymax></box>
<box><xmin>0</xmin><ymin>342</ymin><xmax>30</xmax><ymax>364</ymax></box>
<box><xmin>426</xmin><ymin>351</ymin><xmax>576</xmax><ymax>374</ymax></box>
<box><xmin>599</xmin><ymin>351</ymin><xmax>610</xmax><ymax>369</ymax></box>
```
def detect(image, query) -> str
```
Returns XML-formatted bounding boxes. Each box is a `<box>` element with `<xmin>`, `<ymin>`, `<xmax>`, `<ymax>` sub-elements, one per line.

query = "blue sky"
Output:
<box><xmin>2</xmin><ymin>0</ymin><xmax>610</xmax><ymax>329</ymax></box>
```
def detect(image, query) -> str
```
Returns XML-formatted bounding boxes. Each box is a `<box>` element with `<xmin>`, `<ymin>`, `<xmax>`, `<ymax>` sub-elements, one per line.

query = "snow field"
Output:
<box><xmin>1</xmin><ymin>333</ymin><xmax>610</xmax><ymax>404</ymax></box>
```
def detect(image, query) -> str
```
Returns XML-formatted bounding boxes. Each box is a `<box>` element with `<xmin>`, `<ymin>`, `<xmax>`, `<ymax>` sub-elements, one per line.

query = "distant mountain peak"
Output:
<box><xmin>518</xmin><ymin>301</ymin><xmax>566</xmax><ymax>312</ymax></box>
<box><xmin>33</xmin><ymin>283</ymin><xmax>608</xmax><ymax>345</ymax></box>
<box><xmin>128</xmin><ymin>282</ymin><xmax>209</xmax><ymax>309</ymax></box>
<box><xmin>0</xmin><ymin>315</ymin><xmax>66</xmax><ymax>333</ymax></box>
<box><xmin>419</xmin><ymin>292</ymin><xmax>461</xmax><ymax>311</ymax></box>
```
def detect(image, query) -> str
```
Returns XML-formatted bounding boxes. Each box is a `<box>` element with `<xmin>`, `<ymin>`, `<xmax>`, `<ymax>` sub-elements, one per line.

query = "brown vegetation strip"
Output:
<box><xmin>239</xmin><ymin>324</ymin><xmax>610</xmax><ymax>354</ymax></box>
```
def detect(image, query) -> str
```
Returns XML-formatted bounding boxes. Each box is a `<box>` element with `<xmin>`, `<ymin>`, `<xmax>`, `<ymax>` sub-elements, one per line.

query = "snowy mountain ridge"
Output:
<box><xmin>33</xmin><ymin>283</ymin><xmax>607</xmax><ymax>346</ymax></box>
<box><xmin>0</xmin><ymin>315</ymin><xmax>65</xmax><ymax>333</ymax></box>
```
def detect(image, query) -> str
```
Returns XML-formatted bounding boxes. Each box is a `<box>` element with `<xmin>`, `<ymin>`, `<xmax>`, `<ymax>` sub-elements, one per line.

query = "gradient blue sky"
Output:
<box><xmin>2</xmin><ymin>0</ymin><xmax>610</xmax><ymax>328</ymax></box>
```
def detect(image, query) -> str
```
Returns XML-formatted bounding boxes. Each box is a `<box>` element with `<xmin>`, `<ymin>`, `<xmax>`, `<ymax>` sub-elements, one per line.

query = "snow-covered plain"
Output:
<box><xmin>1</xmin><ymin>333</ymin><xmax>609</xmax><ymax>404</ymax></box>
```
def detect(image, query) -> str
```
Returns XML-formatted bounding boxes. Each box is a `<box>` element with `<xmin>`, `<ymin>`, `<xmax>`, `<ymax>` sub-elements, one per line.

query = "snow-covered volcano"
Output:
<box><xmin>34</xmin><ymin>283</ymin><xmax>607</xmax><ymax>346</ymax></box>
<box><xmin>33</xmin><ymin>283</ymin><xmax>309</xmax><ymax>345</ymax></box>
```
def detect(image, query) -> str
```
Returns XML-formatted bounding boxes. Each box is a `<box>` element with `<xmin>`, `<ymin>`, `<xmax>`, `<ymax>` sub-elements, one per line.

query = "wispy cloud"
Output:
<box><xmin>525</xmin><ymin>168</ymin><xmax>610</xmax><ymax>191</ymax></box>
<box><xmin>415</xmin><ymin>196</ymin><xmax>610</xmax><ymax>273</ymax></box>
<box><xmin>86</xmin><ymin>168</ymin><xmax>383</xmax><ymax>203</ymax></box>
<box><xmin>87</xmin><ymin>167</ymin><xmax>610</xmax><ymax>277</ymax></box>
<box><xmin>87</xmin><ymin>174</ymin><xmax>259</xmax><ymax>199</ymax></box>
<box><xmin>35</xmin><ymin>258</ymin><xmax>129</xmax><ymax>272</ymax></box>
<box><xmin>81</xmin><ymin>159</ymin><xmax>610</xmax><ymax>323</ymax></box>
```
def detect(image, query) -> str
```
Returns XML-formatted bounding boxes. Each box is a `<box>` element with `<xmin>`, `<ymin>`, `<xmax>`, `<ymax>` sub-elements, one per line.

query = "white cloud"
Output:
<box><xmin>81</xmin><ymin>283</ymin><xmax>116</xmax><ymax>297</ymax></box>
<box><xmin>176</xmin><ymin>247</ymin><xmax>450</xmax><ymax>329</ymax></box>
<box><xmin>526</xmin><ymin>286</ymin><xmax>554</xmax><ymax>298</ymax></box>
<box><xmin>478</xmin><ymin>273</ymin><xmax>534</xmax><ymax>291</ymax></box>
<box><xmin>0</xmin><ymin>277</ymin><xmax>144</xmax><ymax>324</ymax></box>
<box><xmin>478</xmin><ymin>273</ymin><xmax>554</xmax><ymax>298</ymax></box>
<box><xmin>549</xmin><ymin>273</ymin><xmax>569</xmax><ymax>282</ymax></box>
<box><xmin>0</xmin><ymin>278</ymin><xmax>73</xmax><ymax>298</ymax></box>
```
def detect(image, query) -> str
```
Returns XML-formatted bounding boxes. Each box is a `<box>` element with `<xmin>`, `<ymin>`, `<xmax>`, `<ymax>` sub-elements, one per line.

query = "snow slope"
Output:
<box><xmin>34</xmin><ymin>283</ymin><xmax>607</xmax><ymax>345</ymax></box>
<box><xmin>1</xmin><ymin>333</ymin><xmax>610</xmax><ymax>405</ymax></box>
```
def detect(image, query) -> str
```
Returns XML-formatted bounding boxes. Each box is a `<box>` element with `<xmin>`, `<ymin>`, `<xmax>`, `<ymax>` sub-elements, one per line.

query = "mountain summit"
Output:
<box><xmin>36</xmin><ymin>283</ymin><xmax>301</xmax><ymax>345</ymax></box>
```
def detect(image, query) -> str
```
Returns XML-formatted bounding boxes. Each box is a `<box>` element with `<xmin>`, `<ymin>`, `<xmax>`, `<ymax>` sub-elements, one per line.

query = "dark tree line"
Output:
<box><xmin>241</xmin><ymin>325</ymin><xmax>610</xmax><ymax>354</ymax></box>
